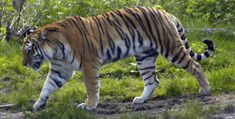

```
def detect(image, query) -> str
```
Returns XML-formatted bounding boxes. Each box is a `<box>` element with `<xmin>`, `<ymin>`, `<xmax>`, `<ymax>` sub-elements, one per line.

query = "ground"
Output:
<box><xmin>1</xmin><ymin>94</ymin><xmax>235</xmax><ymax>119</ymax></box>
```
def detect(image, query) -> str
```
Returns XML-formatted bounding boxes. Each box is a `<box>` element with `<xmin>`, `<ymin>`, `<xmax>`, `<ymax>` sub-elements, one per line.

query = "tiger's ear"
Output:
<box><xmin>40</xmin><ymin>29</ymin><xmax>47</xmax><ymax>41</ymax></box>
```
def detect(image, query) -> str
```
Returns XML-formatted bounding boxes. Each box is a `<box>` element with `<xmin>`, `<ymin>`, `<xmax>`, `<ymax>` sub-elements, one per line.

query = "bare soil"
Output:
<box><xmin>95</xmin><ymin>94</ymin><xmax>235</xmax><ymax>119</ymax></box>
<box><xmin>0</xmin><ymin>94</ymin><xmax>234</xmax><ymax>119</ymax></box>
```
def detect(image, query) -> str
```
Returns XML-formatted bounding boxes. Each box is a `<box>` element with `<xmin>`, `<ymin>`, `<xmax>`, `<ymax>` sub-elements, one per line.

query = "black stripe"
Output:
<box><xmin>203</xmin><ymin>39</ymin><xmax>214</xmax><ymax>51</ymax></box>
<box><xmin>164</xmin><ymin>37</ymin><xmax>170</xmax><ymax>58</ymax></box>
<box><xmin>146</xmin><ymin>7</ymin><xmax>160</xmax><ymax>43</ymax></box>
<box><xmin>181</xmin><ymin>34</ymin><xmax>186</xmax><ymax>40</ymax></box>
<box><xmin>106</xmin><ymin>31</ymin><xmax>115</xmax><ymax>53</ymax></box>
<box><xmin>151</xmin><ymin>9</ymin><xmax>165</xmax><ymax>54</ymax></box>
<box><xmin>68</xmin><ymin>18</ymin><xmax>84</xmax><ymax>35</ymax></box>
<box><xmin>42</xmin><ymin>50</ymin><xmax>51</xmax><ymax>60</ymax></box>
<box><xmin>113</xmin><ymin>46</ymin><xmax>122</xmax><ymax>61</ymax></box>
<box><xmin>144</xmin><ymin>81</ymin><xmax>156</xmax><ymax>86</ymax></box>
<box><xmin>112</xmin><ymin>10</ymin><xmax>133</xmax><ymax>45</ymax></box>
<box><xmin>190</xmin><ymin>50</ymin><xmax>194</xmax><ymax>57</ymax></box>
<box><xmin>122</xmin><ymin>15</ymin><xmax>136</xmax><ymax>43</ymax></box>
<box><xmin>139</xmin><ymin>66</ymin><xmax>155</xmax><ymax>71</ymax></box>
<box><xmin>94</xmin><ymin>17</ymin><xmax>105</xmax><ymax>34</ymax></box>
<box><xmin>114</xmin><ymin>25</ymin><xmax>125</xmax><ymax>40</ymax></box>
<box><xmin>124</xmin><ymin>8</ymin><xmax>138</xmax><ymax>19</ymax></box>
<box><xmin>155</xmin><ymin>10</ymin><xmax>180</xmax><ymax>54</ymax></box>
<box><xmin>79</xmin><ymin>56</ymin><xmax>83</xmax><ymax>69</ymax></box>
<box><xmin>197</xmin><ymin>55</ymin><xmax>202</xmax><ymax>61</ymax></box>
<box><xmin>110</xmin><ymin>12</ymin><xmax>121</xmax><ymax>26</ymax></box>
<box><xmin>204</xmin><ymin>52</ymin><xmax>210</xmax><ymax>57</ymax></box>
<box><xmin>172</xmin><ymin>47</ymin><xmax>183</xmax><ymax>63</ymax></box>
<box><xmin>106</xmin><ymin>50</ymin><xmax>111</xmax><ymax>61</ymax></box>
<box><xmin>48</xmin><ymin>81</ymin><xmax>56</xmax><ymax>87</ymax></box>
<box><xmin>92</xmin><ymin>17</ymin><xmax>104</xmax><ymax>55</ymax></box>
<box><xmin>176</xmin><ymin>21</ymin><xmax>180</xmax><ymax>28</ymax></box>
<box><xmin>123</xmin><ymin>14</ymin><xmax>137</xmax><ymax>29</ymax></box>
<box><xmin>178</xmin><ymin>28</ymin><xmax>183</xmax><ymax>33</ymax></box>
<box><xmin>56</xmin><ymin>22</ymin><xmax>66</xmax><ymax>28</ymax></box>
<box><xmin>138</xmin><ymin>7</ymin><xmax>155</xmax><ymax>42</ymax></box>
<box><xmin>76</xmin><ymin>16</ymin><xmax>89</xmax><ymax>34</ymax></box>
<box><xmin>90</xmin><ymin>63</ymin><xmax>99</xmax><ymax>71</ymax></box>
<box><xmin>135</xmin><ymin>51</ymin><xmax>158</xmax><ymax>62</ymax></box>
<box><xmin>177</xmin><ymin>52</ymin><xmax>187</xmax><ymax>64</ymax></box>
<box><xmin>137</xmin><ymin>30</ymin><xmax>143</xmax><ymax>46</ymax></box>
<box><xmin>51</xmin><ymin>62</ymin><xmax>63</xmax><ymax>67</ymax></box>
<box><xmin>139</xmin><ymin>7</ymin><xmax>153</xmax><ymax>34</ymax></box>
<box><xmin>185</xmin><ymin>42</ymin><xmax>190</xmax><ymax>49</ymax></box>
<box><xmin>124</xmin><ymin>35</ymin><xmax>130</xmax><ymax>56</ymax></box>
<box><xmin>141</xmin><ymin>71</ymin><xmax>150</xmax><ymax>76</ymax></box>
<box><xmin>67</xmin><ymin>18</ymin><xmax>76</xmax><ymax>26</ymax></box>
<box><xmin>102</xmin><ymin>13</ymin><xmax>113</xmax><ymax>26</ymax></box>
<box><xmin>155</xmin><ymin>79</ymin><xmax>159</xmax><ymax>84</ymax></box>
<box><xmin>138</xmin><ymin>7</ymin><xmax>156</xmax><ymax>48</ymax></box>
<box><xmin>100</xmin><ymin>15</ymin><xmax>109</xmax><ymax>26</ymax></box>
<box><xmin>67</xmin><ymin>18</ymin><xmax>87</xmax><ymax>54</ymax></box>
<box><xmin>148</xmin><ymin>8</ymin><xmax>162</xmax><ymax>49</ymax></box>
<box><xmin>182</xmin><ymin>60</ymin><xmax>191</xmax><ymax>69</ymax></box>
<box><xmin>50</xmin><ymin>76</ymin><xmax>62</xmax><ymax>88</ymax></box>
<box><xmin>74</xmin><ymin>18</ymin><xmax>93</xmax><ymax>51</ymax></box>
<box><xmin>51</xmin><ymin>69</ymin><xmax>66</xmax><ymax>80</ymax></box>
<box><xmin>50</xmin><ymin>38</ymin><xmax>66</xmax><ymax>59</ymax></box>
<box><xmin>144</xmin><ymin>72</ymin><xmax>156</xmax><ymax>81</ymax></box>
<box><xmin>125</xmin><ymin>8</ymin><xmax>152</xmax><ymax>42</ymax></box>
<box><xmin>137</xmin><ymin>61</ymin><xmax>142</xmax><ymax>65</ymax></box>
<box><xmin>134</xmin><ymin>10</ymin><xmax>152</xmax><ymax>45</ymax></box>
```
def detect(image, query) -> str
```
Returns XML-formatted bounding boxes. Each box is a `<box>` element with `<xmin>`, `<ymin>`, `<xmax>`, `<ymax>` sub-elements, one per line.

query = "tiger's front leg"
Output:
<box><xmin>33</xmin><ymin>64</ymin><xmax>73</xmax><ymax>112</ymax></box>
<box><xmin>77</xmin><ymin>63</ymin><xmax>100</xmax><ymax>111</ymax></box>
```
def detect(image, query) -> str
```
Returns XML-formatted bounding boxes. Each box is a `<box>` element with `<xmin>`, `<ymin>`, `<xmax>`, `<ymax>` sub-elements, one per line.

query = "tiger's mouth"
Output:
<box><xmin>32</xmin><ymin>61</ymin><xmax>42</xmax><ymax>71</ymax></box>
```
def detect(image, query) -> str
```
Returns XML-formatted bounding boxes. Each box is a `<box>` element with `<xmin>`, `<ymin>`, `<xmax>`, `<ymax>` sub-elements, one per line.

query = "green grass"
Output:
<box><xmin>118</xmin><ymin>101</ymin><xmax>231</xmax><ymax>119</ymax></box>
<box><xmin>0</xmin><ymin>18</ymin><xmax>235</xmax><ymax>118</ymax></box>
<box><xmin>156</xmin><ymin>101</ymin><xmax>223</xmax><ymax>119</ymax></box>
<box><xmin>25</xmin><ymin>104</ymin><xmax>94</xmax><ymax>119</ymax></box>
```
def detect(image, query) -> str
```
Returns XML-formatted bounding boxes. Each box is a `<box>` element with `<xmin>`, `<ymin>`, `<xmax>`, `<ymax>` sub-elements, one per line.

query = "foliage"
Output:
<box><xmin>1</xmin><ymin>0</ymin><xmax>234</xmax><ymax>40</ymax></box>
<box><xmin>0</xmin><ymin>0</ymin><xmax>235</xmax><ymax>118</ymax></box>
<box><xmin>156</xmin><ymin>0</ymin><xmax>235</xmax><ymax>23</ymax></box>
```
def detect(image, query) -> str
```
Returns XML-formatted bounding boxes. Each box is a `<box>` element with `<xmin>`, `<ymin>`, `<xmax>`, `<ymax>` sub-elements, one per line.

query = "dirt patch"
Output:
<box><xmin>0</xmin><ymin>104</ymin><xmax>24</xmax><ymax>119</ymax></box>
<box><xmin>0</xmin><ymin>94</ymin><xmax>234</xmax><ymax>118</ymax></box>
<box><xmin>95</xmin><ymin>94</ymin><xmax>235</xmax><ymax>118</ymax></box>
<box><xmin>0</xmin><ymin>112</ymin><xmax>24</xmax><ymax>119</ymax></box>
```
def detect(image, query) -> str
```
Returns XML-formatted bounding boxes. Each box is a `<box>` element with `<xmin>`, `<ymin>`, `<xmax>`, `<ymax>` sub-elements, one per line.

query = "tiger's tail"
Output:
<box><xmin>174</xmin><ymin>19</ymin><xmax>214</xmax><ymax>61</ymax></box>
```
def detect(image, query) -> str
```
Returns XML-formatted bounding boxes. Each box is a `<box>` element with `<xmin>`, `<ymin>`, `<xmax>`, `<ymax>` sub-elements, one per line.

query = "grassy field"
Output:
<box><xmin>0</xmin><ymin>18</ymin><xmax>235</xmax><ymax>119</ymax></box>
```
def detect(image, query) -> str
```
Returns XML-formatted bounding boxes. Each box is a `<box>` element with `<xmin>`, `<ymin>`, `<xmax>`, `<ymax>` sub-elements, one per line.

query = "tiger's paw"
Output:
<box><xmin>132</xmin><ymin>97</ymin><xmax>146</xmax><ymax>104</ymax></box>
<box><xmin>33</xmin><ymin>99</ymin><xmax>46</xmax><ymax>112</ymax></box>
<box><xmin>199</xmin><ymin>88</ymin><xmax>210</xmax><ymax>96</ymax></box>
<box><xmin>76</xmin><ymin>103</ymin><xmax>96</xmax><ymax>111</ymax></box>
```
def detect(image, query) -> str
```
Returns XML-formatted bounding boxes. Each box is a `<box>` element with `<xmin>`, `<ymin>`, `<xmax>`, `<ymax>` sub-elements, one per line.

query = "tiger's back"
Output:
<box><xmin>51</xmin><ymin>6</ymin><xmax>213</xmax><ymax>66</ymax></box>
<box><xmin>89</xmin><ymin>7</ymin><xmax>181</xmax><ymax>64</ymax></box>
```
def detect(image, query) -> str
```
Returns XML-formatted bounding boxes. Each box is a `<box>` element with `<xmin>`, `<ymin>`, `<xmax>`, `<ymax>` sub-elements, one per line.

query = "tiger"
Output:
<box><xmin>22</xmin><ymin>6</ymin><xmax>214</xmax><ymax>111</ymax></box>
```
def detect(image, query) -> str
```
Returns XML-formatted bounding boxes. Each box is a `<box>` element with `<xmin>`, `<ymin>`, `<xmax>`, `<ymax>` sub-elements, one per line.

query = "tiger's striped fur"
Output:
<box><xmin>22</xmin><ymin>6</ymin><xmax>214</xmax><ymax>111</ymax></box>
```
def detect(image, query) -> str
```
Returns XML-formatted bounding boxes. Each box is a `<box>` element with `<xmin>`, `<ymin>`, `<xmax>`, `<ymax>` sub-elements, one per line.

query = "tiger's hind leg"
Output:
<box><xmin>169</xmin><ymin>47</ymin><xmax>210</xmax><ymax>95</ymax></box>
<box><xmin>132</xmin><ymin>50</ymin><xmax>159</xmax><ymax>104</ymax></box>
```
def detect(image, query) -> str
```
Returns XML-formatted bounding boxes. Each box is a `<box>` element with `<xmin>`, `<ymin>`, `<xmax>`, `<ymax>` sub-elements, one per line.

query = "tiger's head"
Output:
<box><xmin>22</xmin><ymin>29</ymin><xmax>47</xmax><ymax>71</ymax></box>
